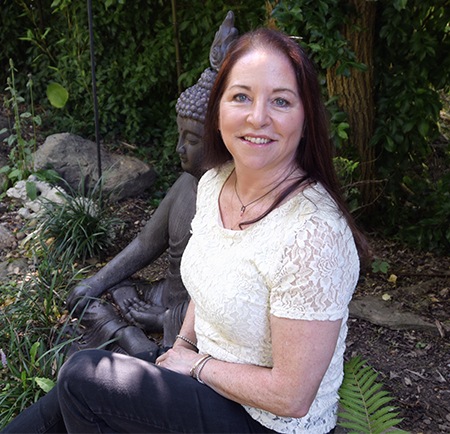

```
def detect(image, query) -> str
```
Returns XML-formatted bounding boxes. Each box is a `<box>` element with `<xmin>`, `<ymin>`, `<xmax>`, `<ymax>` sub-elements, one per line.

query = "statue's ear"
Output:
<box><xmin>209</xmin><ymin>11</ymin><xmax>239</xmax><ymax>72</ymax></box>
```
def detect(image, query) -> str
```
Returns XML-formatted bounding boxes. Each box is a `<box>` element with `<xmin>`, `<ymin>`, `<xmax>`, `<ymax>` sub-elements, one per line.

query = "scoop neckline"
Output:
<box><xmin>213</xmin><ymin>163</ymin><xmax>311</xmax><ymax>233</ymax></box>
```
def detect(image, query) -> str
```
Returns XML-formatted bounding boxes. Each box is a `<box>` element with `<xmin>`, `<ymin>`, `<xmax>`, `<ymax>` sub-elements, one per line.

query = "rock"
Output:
<box><xmin>33</xmin><ymin>133</ymin><xmax>157</xmax><ymax>201</ymax></box>
<box><xmin>0</xmin><ymin>257</ymin><xmax>29</xmax><ymax>282</ymax></box>
<box><xmin>0</xmin><ymin>224</ymin><xmax>16</xmax><ymax>251</ymax></box>
<box><xmin>6</xmin><ymin>257</ymin><xmax>29</xmax><ymax>275</ymax></box>
<box><xmin>6</xmin><ymin>175</ymin><xmax>66</xmax><ymax>219</ymax></box>
<box><xmin>349</xmin><ymin>295</ymin><xmax>438</xmax><ymax>334</ymax></box>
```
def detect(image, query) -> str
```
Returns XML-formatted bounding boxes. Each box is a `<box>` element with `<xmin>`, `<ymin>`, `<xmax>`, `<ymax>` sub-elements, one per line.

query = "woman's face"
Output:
<box><xmin>176</xmin><ymin>116</ymin><xmax>204</xmax><ymax>179</ymax></box>
<box><xmin>218</xmin><ymin>48</ymin><xmax>305</xmax><ymax>175</ymax></box>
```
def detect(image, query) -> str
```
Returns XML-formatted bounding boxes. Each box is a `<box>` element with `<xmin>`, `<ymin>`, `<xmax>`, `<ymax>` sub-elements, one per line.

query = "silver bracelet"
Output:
<box><xmin>176</xmin><ymin>334</ymin><xmax>198</xmax><ymax>351</ymax></box>
<box><xmin>195</xmin><ymin>355</ymin><xmax>213</xmax><ymax>384</ymax></box>
<box><xmin>189</xmin><ymin>354</ymin><xmax>211</xmax><ymax>378</ymax></box>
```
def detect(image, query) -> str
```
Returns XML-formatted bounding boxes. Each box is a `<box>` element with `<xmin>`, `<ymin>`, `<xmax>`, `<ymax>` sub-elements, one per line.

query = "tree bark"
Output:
<box><xmin>326</xmin><ymin>0</ymin><xmax>377</xmax><ymax>208</ymax></box>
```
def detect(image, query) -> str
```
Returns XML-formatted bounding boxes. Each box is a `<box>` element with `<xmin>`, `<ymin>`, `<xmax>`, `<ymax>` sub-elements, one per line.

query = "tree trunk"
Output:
<box><xmin>326</xmin><ymin>0</ymin><xmax>377</xmax><ymax>208</ymax></box>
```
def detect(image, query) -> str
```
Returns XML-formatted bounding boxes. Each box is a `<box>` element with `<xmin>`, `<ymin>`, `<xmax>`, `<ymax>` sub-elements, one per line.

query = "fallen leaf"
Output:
<box><xmin>388</xmin><ymin>274</ymin><xmax>398</xmax><ymax>284</ymax></box>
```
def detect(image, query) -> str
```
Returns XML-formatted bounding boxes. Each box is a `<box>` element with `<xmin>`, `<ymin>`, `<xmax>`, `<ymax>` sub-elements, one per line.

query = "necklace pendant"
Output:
<box><xmin>240</xmin><ymin>205</ymin><xmax>246</xmax><ymax>216</ymax></box>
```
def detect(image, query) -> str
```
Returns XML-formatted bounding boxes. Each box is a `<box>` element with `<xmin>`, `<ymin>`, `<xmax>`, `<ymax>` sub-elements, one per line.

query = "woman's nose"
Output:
<box><xmin>247</xmin><ymin>100</ymin><xmax>270</xmax><ymax>128</ymax></box>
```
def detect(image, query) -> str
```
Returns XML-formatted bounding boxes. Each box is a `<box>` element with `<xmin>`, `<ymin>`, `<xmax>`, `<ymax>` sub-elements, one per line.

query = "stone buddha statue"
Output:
<box><xmin>65</xmin><ymin>11</ymin><xmax>238</xmax><ymax>361</ymax></box>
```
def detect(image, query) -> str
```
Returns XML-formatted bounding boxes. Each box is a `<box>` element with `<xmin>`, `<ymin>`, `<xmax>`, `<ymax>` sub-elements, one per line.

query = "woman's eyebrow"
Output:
<box><xmin>227</xmin><ymin>83</ymin><xmax>297</xmax><ymax>96</ymax></box>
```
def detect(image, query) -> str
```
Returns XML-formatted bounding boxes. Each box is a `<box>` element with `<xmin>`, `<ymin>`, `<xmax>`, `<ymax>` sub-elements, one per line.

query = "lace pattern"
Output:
<box><xmin>180</xmin><ymin>163</ymin><xmax>360</xmax><ymax>433</ymax></box>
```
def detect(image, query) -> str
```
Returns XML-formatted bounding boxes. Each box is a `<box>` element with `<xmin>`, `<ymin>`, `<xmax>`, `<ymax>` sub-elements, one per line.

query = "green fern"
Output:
<box><xmin>338</xmin><ymin>356</ymin><xmax>409</xmax><ymax>434</ymax></box>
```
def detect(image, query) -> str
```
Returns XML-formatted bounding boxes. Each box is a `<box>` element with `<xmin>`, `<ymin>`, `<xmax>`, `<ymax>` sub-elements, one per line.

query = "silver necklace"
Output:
<box><xmin>234</xmin><ymin>168</ymin><xmax>297</xmax><ymax>217</ymax></box>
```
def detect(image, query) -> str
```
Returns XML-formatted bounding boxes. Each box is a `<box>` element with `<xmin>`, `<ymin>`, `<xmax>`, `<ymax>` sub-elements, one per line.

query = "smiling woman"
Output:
<box><xmin>2</xmin><ymin>24</ymin><xmax>367</xmax><ymax>434</ymax></box>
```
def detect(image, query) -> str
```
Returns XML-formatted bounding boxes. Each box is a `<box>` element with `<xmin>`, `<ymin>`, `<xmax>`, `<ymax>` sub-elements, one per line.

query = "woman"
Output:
<box><xmin>3</xmin><ymin>27</ymin><xmax>366</xmax><ymax>434</ymax></box>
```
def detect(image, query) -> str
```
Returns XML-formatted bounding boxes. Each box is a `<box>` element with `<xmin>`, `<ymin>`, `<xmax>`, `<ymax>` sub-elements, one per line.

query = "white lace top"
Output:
<box><xmin>180</xmin><ymin>163</ymin><xmax>360</xmax><ymax>433</ymax></box>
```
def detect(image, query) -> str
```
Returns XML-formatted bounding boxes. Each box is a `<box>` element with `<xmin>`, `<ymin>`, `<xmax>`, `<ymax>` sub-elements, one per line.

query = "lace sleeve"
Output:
<box><xmin>270</xmin><ymin>215</ymin><xmax>359</xmax><ymax>321</ymax></box>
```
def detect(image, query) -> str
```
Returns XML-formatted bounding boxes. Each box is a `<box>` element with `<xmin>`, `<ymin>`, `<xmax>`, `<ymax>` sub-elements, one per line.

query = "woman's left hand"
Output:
<box><xmin>155</xmin><ymin>346</ymin><xmax>202</xmax><ymax>376</ymax></box>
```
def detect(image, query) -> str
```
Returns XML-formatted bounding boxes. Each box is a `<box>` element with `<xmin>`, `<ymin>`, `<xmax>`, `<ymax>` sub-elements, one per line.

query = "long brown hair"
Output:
<box><xmin>203</xmin><ymin>28</ymin><xmax>368</xmax><ymax>261</ymax></box>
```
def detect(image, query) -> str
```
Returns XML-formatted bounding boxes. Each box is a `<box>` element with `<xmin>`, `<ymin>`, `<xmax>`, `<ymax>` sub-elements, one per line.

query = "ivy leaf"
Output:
<box><xmin>393</xmin><ymin>0</ymin><xmax>408</xmax><ymax>11</ymax></box>
<box><xmin>418</xmin><ymin>120</ymin><xmax>429</xmax><ymax>138</ymax></box>
<box><xmin>35</xmin><ymin>377</ymin><xmax>56</xmax><ymax>393</ymax></box>
<box><xmin>26</xmin><ymin>181</ymin><xmax>38</xmax><ymax>201</ymax></box>
<box><xmin>46</xmin><ymin>82</ymin><xmax>69</xmax><ymax>109</ymax></box>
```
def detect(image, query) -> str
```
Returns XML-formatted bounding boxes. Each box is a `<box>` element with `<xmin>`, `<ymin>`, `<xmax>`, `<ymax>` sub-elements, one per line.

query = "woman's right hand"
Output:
<box><xmin>155</xmin><ymin>346</ymin><xmax>202</xmax><ymax>376</ymax></box>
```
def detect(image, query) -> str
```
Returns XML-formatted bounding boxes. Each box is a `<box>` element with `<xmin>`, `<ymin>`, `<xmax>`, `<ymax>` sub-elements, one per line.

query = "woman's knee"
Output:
<box><xmin>58</xmin><ymin>349</ymin><xmax>109</xmax><ymax>390</ymax></box>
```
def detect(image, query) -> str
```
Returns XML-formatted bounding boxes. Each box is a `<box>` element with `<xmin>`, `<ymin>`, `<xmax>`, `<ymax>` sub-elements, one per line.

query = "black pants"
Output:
<box><xmin>2</xmin><ymin>349</ymin><xmax>275</xmax><ymax>433</ymax></box>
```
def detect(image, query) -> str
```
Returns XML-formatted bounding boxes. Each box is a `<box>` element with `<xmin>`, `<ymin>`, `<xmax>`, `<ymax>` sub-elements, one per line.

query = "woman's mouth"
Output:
<box><xmin>243</xmin><ymin>136</ymin><xmax>272</xmax><ymax>145</ymax></box>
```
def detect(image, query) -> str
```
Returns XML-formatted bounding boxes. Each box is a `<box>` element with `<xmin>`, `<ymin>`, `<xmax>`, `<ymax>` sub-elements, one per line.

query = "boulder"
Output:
<box><xmin>349</xmin><ymin>295</ymin><xmax>438</xmax><ymax>334</ymax></box>
<box><xmin>33</xmin><ymin>133</ymin><xmax>156</xmax><ymax>201</ymax></box>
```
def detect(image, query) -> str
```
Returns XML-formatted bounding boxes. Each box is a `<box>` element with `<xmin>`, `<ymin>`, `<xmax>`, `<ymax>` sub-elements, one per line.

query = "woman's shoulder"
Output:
<box><xmin>289</xmin><ymin>181</ymin><xmax>341</xmax><ymax>221</ymax></box>
<box><xmin>198</xmin><ymin>162</ymin><xmax>234</xmax><ymax>190</ymax></box>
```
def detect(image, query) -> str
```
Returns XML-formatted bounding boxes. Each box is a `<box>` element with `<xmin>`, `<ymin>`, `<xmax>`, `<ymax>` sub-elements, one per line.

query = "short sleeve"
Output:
<box><xmin>270</xmin><ymin>215</ymin><xmax>359</xmax><ymax>321</ymax></box>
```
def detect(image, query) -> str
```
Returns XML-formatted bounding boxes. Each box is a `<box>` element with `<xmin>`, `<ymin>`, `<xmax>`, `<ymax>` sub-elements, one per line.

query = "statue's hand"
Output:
<box><xmin>123</xmin><ymin>297</ymin><xmax>166</xmax><ymax>332</ymax></box>
<box><xmin>67</xmin><ymin>278</ymin><xmax>102</xmax><ymax>316</ymax></box>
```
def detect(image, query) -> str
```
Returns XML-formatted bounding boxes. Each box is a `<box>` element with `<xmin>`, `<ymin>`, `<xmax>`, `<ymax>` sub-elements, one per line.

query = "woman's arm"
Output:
<box><xmin>201</xmin><ymin>316</ymin><xmax>341</xmax><ymax>417</ymax></box>
<box><xmin>160</xmin><ymin>314</ymin><xmax>341</xmax><ymax>419</ymax></box>
<box><xmin>172</xmin><ymin>300</ymin><xmax>197</xmax><ymax>350</ymax></box>
<box><xmin>202</xmin><ymin>316</ymin><xmax>340</xmax><ymax>417</ymax></box>
<box><xmin>156</xmin><ymin>301</ymin><xmax>201</xmax><ymax>371</ymax></box>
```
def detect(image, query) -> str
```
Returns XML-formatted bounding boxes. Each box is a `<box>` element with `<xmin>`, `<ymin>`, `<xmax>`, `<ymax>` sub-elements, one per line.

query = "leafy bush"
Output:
<box><xmin>0</xmin><ymin>60</ymin><xmax>41</xmax><ymax>192</ymax></box>
<box><xmin>0</xmin><ymin>257</ymin><xmax>84</xmax><ymax>428</ymax></box>
<box><xmin>272</xmin><ymin>0</ymin><xmax>450</xmax><ymax>252</ymax></box>
<box><xmin>25</xmin><ymin>177</ymin><xmax>123</xmax><ymax>263</ymax></box>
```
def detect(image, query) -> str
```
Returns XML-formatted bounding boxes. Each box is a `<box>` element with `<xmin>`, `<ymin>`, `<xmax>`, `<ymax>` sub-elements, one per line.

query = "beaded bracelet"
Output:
<box><xmin>176</xmin><ymin>334</ymin><xmax>198</xmax><ymax>352</ymax></box>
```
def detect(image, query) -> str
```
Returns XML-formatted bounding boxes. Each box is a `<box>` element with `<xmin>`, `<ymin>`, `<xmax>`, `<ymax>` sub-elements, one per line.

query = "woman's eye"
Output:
<box><xmin>274</xmin><ymin>98</ymin><xmax>289</xmax><ymax>107</ymax></box>
<box><xmin>233</xmin><ymin>93</ymin><xmax>248</xmax><ymax>102</ymax></box>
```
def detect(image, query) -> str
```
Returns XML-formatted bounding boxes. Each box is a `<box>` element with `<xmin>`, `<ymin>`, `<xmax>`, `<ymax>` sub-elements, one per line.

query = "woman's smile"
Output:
<box><xmin>241</xmin><ymin>135</ymin><xmax>273</xmax><ymax>145</ymax></box>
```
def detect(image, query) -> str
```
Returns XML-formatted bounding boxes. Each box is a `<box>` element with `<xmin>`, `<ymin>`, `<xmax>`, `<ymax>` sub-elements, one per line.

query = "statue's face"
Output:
<box><xmin>176</xmin><ymin>116</ymin><xmax>204</xmax><ymax>179</ymax></box>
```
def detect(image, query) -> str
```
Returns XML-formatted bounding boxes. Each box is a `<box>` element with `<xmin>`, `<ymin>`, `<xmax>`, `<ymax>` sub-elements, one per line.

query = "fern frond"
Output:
<box><xmin>338</xmin><ymin>355</ymin><xmax>408</xmax><ymax>433</ymax></box>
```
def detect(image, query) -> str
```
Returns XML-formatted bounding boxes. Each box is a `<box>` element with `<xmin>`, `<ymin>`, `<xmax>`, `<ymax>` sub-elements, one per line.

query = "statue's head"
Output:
<box><xmin>175</xmin><ymin>11</ymin><xmax>238</xmax><ymax>179</ymax></box>
<box><xmin>175</xmin><ymin>68</ymin><xmax>215</xmax><ymax>179</ymax></box>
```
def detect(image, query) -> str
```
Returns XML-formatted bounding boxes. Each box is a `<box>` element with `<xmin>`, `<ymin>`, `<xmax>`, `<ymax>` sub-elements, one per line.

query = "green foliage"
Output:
<box><xmin>338</xmin><ymin>356</ymin><xmax>408</xmax><ymax>434</ymax></box>
<box><xmin>334</xmin><ymin>156</ymin><xmax>361</xmax><ymax>212</ymax></box>
<box><xmin>2</xmin><ymin>0</ymin><xmax>267</xmax><ymax>189</ymax></box>
<box><xmin>371</xmin><ymin>1</ymin><xmax>450</xmax><ymax>252</ymax></box>
<box><xmin>272</xmin><ymin>1</ymin><xmax>366</xmax><ymax>152</ymax></box>
<box><xmin>3</xmin><ymin>0</ymin><xmax>449</xmax><ymax>251</ymax></box>
<box><xmin>398</xmin><ymin>170</ymin><xmax>450</xmax><ymax>252</ymax></box>
<box><xmin>371</xmin><ymin>258</ymin><xmax>390</xmax><ymax>274</ymax></box>
<box><xmin>0</xmin><ymin>1</ymin><xmax>30</xmax><ymax>89</ymax></box>
<box><xmin>1</xmin><ymin>60</ymin><xmax>41</xmax><ymax>191</ymax></box>
<box><xmin>25</xmin><ymin>178</ymin><xmax>124</xmax><ymax>263</ymax></box>
<box><xmin>7</xmin><ymin>1</ymin><xmax>266</xmax><ymax>143</ymax></box>
<box><xmin>0</xmin><ymin>258</ymin><xmax>85</xmax><ymax>428</ymax></box>
<box><xmin>272</xmin><ymin>0</ymin><xmax>450</xmax><ymax>252</ymax></box>
<box><xmin>272</xmin><ymin>0</ymin><xmax>366</xmax><ymax>75</ymax></box>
